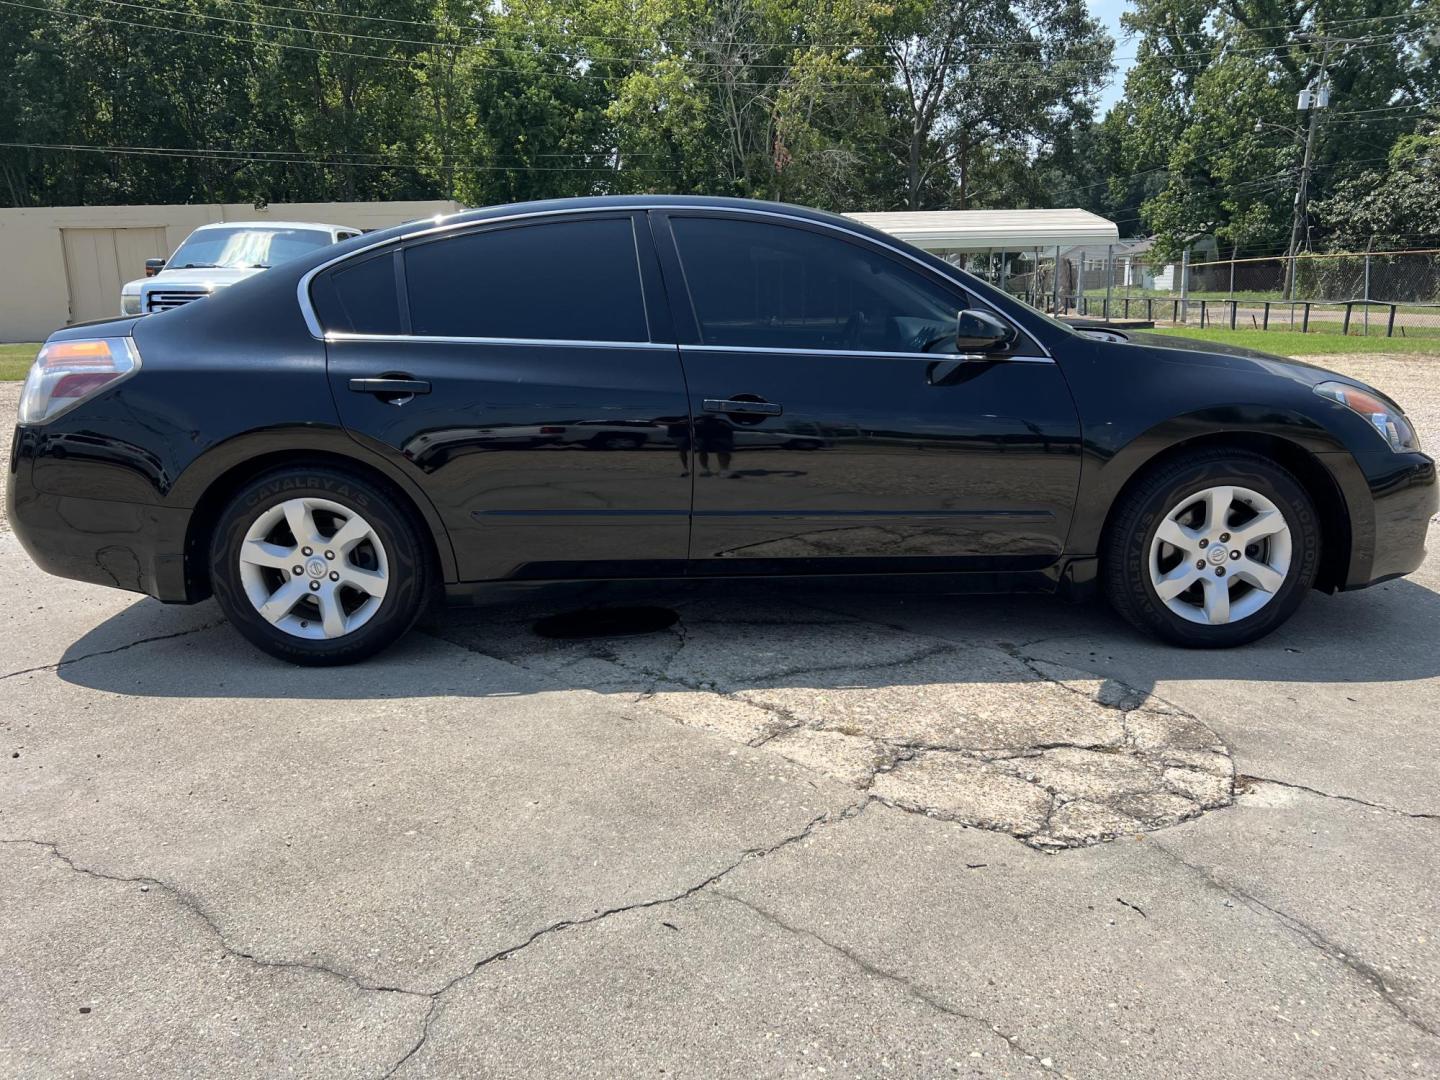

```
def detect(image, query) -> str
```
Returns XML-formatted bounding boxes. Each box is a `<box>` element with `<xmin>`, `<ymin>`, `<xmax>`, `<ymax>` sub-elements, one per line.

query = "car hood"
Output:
<box><xmin>125</xmin><ymin>267</ymin><xmax>261</xmax><ymax>292</ymax></box>
<box><xmin>1117</xmin><ymin>329</ymin><xmax>1363</xmax><ymax>391</ymax></box>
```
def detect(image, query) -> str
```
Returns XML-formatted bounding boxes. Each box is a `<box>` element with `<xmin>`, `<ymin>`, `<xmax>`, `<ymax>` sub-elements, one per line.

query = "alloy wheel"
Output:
<box><xmin>237</xmin><ymin>497</ymin><xmax>389</xmax><ymax>640</ymax></box>
<box><xmin>1148</xmin><ymin>484</ymin><xmax>1293</xmax><ymax>625</ymax></box>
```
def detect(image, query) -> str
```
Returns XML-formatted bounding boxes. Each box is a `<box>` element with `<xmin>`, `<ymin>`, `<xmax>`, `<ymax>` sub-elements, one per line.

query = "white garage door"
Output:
<box><xmin>61</xmin><ymin>226</ymin><xmax>169</xmax><ymax>324</ymax></box>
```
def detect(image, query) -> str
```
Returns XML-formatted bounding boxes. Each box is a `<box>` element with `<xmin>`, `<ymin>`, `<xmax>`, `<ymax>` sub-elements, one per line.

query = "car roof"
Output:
<box><xmin>406</xmin><ymin>195</ymin><xmax>858</xmax><ymax>236</ymax></box>
<box><xmin>266</xmin><ymin>194</ymin><xmax>981</xmax><ymax>309</ymax></box>
<box><xmin>300</xmin><ymin>195</ymin><xmax>906</xmax><ymax>268</ymax></box>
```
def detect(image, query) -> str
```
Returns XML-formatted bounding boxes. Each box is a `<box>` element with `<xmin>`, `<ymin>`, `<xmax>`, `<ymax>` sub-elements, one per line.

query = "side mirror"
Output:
<box><xmin>954</xmin><ymin>309</ymin><xmax>1015</xmax><ymax>352</ymax></box>
<box><xmin>144</xmin><ymin>258</ymin><xmax>166</xmax><ymax>277</ymax></box>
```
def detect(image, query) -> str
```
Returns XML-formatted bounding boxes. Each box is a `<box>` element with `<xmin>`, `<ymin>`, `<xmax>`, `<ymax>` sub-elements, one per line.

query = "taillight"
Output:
<box><xmin>18</xmin><ymin>337</ymin><xmax>142</xmax><ymax>424</ymax></box>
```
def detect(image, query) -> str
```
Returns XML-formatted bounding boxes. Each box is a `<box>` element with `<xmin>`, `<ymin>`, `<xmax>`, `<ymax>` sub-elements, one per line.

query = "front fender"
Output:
<box><xmin>1065</xmin><ymin>404</ymin><xmax>1353</xmax><ymax>557</ymax></box>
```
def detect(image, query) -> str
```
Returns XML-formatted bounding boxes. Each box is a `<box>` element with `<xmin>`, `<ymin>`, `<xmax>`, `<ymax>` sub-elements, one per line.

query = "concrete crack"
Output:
<box><xmin>711</xmin><ymin>888</ymin><xmax>1055</xmax><ymax>1072</ymax></box>
<box><xmin>1239</xmin><ymin>775</ymin><xmax>1438</xmax><ymax>821</ymax></box>
<box><xmin>633</xmin><ymin>612</ymin><xmax>691</xmax><ymax>699</ymax></box>
<box><xmin>378</xmin><ymin>800</ymin><xmax>868</xmax><ymax>1076</ymax></box>
<box><xmin>0</xmin><ymin>620</ymin><xmax>225</xmax><ymax>682</ymax></box>
<box><xmin>423</xmin><ymin>803</ymin><xmax>866</xmax><ymax>992</ymax></box>
<box><xmin>1149</xmin><ymin>840</ymin><xmax>1438</xmax><ymax>1040</ymax></box>
<box><xmin>0</xmin><ymin>838</ymin><xmax>420</xmax><ymax>996</ymax></box>
<box><xmin>379</xmin><ymin>997</ymin><xmax>440</xmax><ymax>1079</ymax></box>
<box><xmin>8</xmin><ymin>803</ymin><xmax>870</xmax><ymax>1079</ymax></box>
<box><xmin>998</xmin><ymin>643</ymin><xmax>1158</xmax><ymax>716</ymax></box>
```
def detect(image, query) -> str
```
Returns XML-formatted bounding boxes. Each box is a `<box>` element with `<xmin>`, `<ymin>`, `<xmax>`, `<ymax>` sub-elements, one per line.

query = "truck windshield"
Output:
<box><xmin>170</xmin><ymin>227</ymin><xmax>332</xmax><ymax>270</ymax></box>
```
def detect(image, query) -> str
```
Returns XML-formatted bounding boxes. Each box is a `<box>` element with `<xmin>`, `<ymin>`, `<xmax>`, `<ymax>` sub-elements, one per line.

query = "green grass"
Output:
<box><xmin>1147</xmin><ymin>327</ymin><xmax>1440</xmax><ymax>356</ymax></box>
<box><xmin>0</xmin><ymin>343</ymin><xmax>40</xmax><ymax>380</ymax></box>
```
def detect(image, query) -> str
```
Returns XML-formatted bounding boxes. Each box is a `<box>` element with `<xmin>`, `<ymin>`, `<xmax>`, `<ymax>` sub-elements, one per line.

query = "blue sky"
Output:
<box><xmin>1088</xmin><ymin>0</ymin><xmax>1136</xmax><ymax>112</ymax></box>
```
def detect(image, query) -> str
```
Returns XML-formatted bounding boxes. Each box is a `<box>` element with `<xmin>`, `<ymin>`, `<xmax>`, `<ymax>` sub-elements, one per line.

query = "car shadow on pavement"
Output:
<box><xmin>53</xmin><ymin>573</ymin><xmax>1440</xmax><ymax>702</ymax></box>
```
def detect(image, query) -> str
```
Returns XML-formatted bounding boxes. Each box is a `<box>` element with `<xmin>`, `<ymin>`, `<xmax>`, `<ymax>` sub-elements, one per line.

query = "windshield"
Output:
<box><xmin>169</xmin><ymin>227</ymin><xmax>332</xmax><ymax>270</ymax></box>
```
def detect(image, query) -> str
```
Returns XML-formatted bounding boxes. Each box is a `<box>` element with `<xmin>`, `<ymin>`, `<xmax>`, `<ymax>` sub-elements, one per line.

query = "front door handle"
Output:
<box><xmin>349</xmin><ymin>377</ymin><xmax>432</xmax><ymax>396</ymax></box>
<box><xmin>703</xmin><ymin>398</ymin><xmax>782</xmax><ymax>416</ymax></box>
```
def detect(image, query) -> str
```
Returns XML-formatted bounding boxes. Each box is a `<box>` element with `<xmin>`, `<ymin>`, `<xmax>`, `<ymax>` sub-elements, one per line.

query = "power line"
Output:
<box><xmin>69</xmin><ymin>0</ymin><xmax>1126</xmax><ymax>75</ymax></box>
<box><xmin>0</xmin><ymin>0</ymin><xmax>1124</xmax><ymax>88</ymax></box>
<box><xmin>56</xmin><ymin>0</ymin><xmax>1432</xmax><ymax>54</ymax></box>
<box><xmin>0</xmin><ymin>140</ymin><xmax>688</xmax><ymax>173</ymax></box>
<box><xmin>90</xmin><ymin>0</ymin><xmax>1407</xmax><ymax>67</ymax></box>
<box><xmin>6</xmin><ymin>0</ymin><xmax>1417</xmax><ymax>84</ymax></box>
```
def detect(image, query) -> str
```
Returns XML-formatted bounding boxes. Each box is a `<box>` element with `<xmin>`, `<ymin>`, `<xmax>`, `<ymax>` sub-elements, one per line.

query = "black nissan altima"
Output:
<box><xmin>8</xmin><ymin>196</ymin><xmax>1435</xmax><ymax>664</ymax></box>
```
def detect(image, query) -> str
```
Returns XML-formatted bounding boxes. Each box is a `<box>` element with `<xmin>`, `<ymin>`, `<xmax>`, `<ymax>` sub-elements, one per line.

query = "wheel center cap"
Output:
<box><xmin>306</xmin><ymin>558</ymin><xmax>328</xmax><ymax>578</ymax></box>
<box><xmin>1207</xmin><ymin>544</ymin><xmax>1228</xmax><ymax>566</ymax></box>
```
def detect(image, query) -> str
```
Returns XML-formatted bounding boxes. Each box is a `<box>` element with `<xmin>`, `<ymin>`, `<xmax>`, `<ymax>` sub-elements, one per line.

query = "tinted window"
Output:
<box><xmin>312</xmin><ymin>251</ymin><xmax>401</xmax><ymax>334</ymax></box>
<box><xmin>405</xmin><ymin>217</ymin><xmax>649</xmax><ymax>341</ymax></box>
<box><xmin>671</xmin><ymin>216</ymin><xmax>970</xmax><ymax>354</ymax></box>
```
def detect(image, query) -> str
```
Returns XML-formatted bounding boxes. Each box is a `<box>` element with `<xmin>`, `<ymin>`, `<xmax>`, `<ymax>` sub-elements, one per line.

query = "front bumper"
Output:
<box><xmin>7</xmin><ymin>454</ymin><xmax>194</xmax><ymax>601</ymax></box>
<box><xmin>1322</xmin><ymin>449</ymin><xmax>1437</xmax><ymax>589</ymax></box>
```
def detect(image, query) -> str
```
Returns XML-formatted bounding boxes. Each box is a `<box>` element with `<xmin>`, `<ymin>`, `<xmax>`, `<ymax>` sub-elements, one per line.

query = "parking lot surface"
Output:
<box><xmin>3</xmin><ymin>354</ymin><xmax>1438</xmax><ymax>1078</ymax></box>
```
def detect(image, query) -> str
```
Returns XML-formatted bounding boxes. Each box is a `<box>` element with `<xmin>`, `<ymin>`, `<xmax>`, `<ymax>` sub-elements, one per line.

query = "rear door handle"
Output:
<box><xmin>703</xmin><ymin>398</ymin><xmax>782</xmax><ymax>416</ymax></box>
<box><xmin>348</xmin><ymin>377</ymin><xmax>431</xmax><ymax>396</ymax></box>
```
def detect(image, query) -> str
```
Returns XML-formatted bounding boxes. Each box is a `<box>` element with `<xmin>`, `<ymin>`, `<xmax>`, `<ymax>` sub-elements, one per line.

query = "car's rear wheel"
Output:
<box><xmin>1103</xmin><ymin>449</ymin><xmax>1321</xmax><ymax>647</ymax></box>
<box><xmin>209</xmin><ymin>467</ymin><xmax>431</xmax><ymax>665</ymax></box>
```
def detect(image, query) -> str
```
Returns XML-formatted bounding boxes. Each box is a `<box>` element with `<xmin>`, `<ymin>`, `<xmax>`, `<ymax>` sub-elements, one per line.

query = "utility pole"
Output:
<box><xmin>1284</xmin><ymin>38</ymin><xmax>1330</xmax><ymax>301</ymax></box>
<box><xmin>1179</xmin><ymin>247</ymin><xmax>1190</xmax><ymax>323</ymax></box>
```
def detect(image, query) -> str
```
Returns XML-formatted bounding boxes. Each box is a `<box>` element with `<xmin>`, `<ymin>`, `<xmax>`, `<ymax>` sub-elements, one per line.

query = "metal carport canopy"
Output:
<box><xmin>845</xmin><ymin>208</ymin><xmax>1119</xmax><ymax>252</ymax></box>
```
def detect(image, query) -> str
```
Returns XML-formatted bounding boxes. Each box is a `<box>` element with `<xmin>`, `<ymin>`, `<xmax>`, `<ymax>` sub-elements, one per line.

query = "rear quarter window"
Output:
<box><xmin>311</xmin><ymin>250</ymin><xmax>402</xmax><ymax>335</ymax></box>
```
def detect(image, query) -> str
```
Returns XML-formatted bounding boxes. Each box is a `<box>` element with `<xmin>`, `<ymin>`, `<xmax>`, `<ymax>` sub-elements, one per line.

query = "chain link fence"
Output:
<box><xmin>971</xmin><ymin>246</ymin><xmax>1440</xmax><ymax>340</ymax></box>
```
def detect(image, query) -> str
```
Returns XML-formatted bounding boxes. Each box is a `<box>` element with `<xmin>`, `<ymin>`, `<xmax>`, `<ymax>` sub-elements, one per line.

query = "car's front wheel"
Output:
<box><xmin>1103</xmin><ymin>449</ymin><xmax>1321</xmax><ymax>647</ymax></box>
<box><xmin>209</xmin><ymin>467</ymin><xmax>431</xmax><ymax>665</ymax></box>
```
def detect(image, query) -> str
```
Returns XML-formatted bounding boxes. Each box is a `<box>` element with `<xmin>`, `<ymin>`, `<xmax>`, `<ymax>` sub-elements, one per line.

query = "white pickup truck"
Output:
<box><xmin>120</xmin><ymin>220</ymin><xmax>361</xmax><ymax>315</ymax></box>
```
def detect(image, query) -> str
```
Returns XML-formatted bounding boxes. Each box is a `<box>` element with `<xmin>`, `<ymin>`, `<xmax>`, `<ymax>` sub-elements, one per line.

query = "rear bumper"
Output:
<box><xmin>7</xmin><ymin>457</ymin><xmax>194</xmax><ymax>601</ymax></box>
<box><xmin>1322</xmin><ymin>449</ymin><xmax>1436</xmax><ymax>590</ymax></box>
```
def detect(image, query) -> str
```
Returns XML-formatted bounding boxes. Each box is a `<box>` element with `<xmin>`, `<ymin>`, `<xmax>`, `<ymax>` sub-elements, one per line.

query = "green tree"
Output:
<box><xmin>1107</xmin><ymin>0</ymin><xmax>1438</xmax><ymax>257</ymax></box>
<box><xmin>1313</xmin><ymin>122</ymin><xmax>1440</xmax><ymax>248</ymax></box>
<box><xmin>604</xmin><ymin>0</ymin><xmax>889</xmax><ymax>207</ymax></box>
<box><xmin>876</xmin><ymin>0</ymin><xmax>1113</xmax><ymax>210</ymax></box>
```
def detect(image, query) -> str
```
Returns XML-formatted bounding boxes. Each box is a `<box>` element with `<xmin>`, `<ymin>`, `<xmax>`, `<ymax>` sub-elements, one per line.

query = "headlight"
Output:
<box><xmin>1314</xmin><ymin>380</ymin><xmax>1421</xmax><ymax>453</ymax></box>
<box><xmin>19</xmin><ymin>337</ymin><xmax>142</xmax><ymax>424</ymax></box>
<box><xmin>121</xmin><ymin>291</ymin><xmax>142</xmax><ymax>315</ymax></box>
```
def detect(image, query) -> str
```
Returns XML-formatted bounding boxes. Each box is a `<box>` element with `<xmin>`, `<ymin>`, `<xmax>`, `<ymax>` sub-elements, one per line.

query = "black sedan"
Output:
<box><xmin>8</xmin><ymin>196</ymin><xmax>1435</xmax><ymax>664</ymax></box>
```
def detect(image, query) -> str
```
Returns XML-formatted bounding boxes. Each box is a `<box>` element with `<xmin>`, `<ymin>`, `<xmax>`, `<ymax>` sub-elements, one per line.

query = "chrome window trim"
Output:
<box><xmin>298</xmin><ymin>203</ymin><xmax>1050</xmax><ymax>360</ymax></box>
<box><xmin>325</xmin><ymin>332</ymin><xmax>675</xmax><ymax>351</ymax></box>
<box><xmin>681</xmin><ymin>343</ymin><xmax>1055</xmax><ymax>364</ymax></box>
<box><xmin>323</xmin><ymin>332</ymin><xmax>1051</xmax><ymax>364</ymax></box>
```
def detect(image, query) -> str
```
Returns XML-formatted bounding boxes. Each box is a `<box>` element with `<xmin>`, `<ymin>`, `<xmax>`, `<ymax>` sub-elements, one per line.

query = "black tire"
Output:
<box><xmin>1102</xmin><ymin>449</ymin><xmax>1321</xmax><ymax>647</ymax></box>
<box><xmin>209</xmin><ymin>466</ymin><xmax>432</xmax><ymax>665</ymax></box>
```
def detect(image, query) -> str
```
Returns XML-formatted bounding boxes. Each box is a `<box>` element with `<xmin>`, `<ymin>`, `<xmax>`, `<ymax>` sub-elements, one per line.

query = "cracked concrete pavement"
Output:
<box><xmin>3</xmin><ymin>354</ymin><xmax>1440</xmax><ymax>1078</ymax></box>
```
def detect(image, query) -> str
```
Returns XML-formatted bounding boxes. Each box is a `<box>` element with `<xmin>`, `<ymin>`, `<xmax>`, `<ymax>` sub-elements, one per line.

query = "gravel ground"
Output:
<box><xmin>0</xmin><ymin>380</ymin><xmax>17</xmax><ymax>532</ymax></box>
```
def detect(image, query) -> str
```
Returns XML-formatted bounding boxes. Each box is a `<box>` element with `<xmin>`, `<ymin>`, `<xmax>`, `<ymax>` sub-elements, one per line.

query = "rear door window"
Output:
<box><xmin>404</xmin><ymin>216</ymin><xmax>650</xmax><ymax>342</ymax></box>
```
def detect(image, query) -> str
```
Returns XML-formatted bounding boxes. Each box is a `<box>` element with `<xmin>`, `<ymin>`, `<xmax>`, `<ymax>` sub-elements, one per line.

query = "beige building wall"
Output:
<box><xmin>0</xmin><ymin>199</ymin><xmax>461</xmax><ymax>342</ymax></box>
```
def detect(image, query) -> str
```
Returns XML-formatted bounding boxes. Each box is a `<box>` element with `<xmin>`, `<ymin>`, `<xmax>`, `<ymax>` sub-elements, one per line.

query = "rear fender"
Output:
<box><xmin>171</xmin><ymin>426</ymin><xmax>459</xmax><ymax>589</ymax></box>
